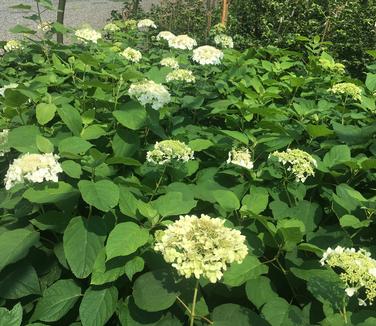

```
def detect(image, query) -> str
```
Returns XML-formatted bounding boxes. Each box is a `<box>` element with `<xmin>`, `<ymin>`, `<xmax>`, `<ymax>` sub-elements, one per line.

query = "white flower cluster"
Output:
<box><xmin>168</xmin><ymin>34</ymin><xmax>197</xmax><ymax>50</ymax></box>
<box><xmin>156</xmin><ymin>31</ymin><xmax>176</xmax><ymax>42</ymax></box>
<box><xmin>4</xmin><ymin>153</ymin><xmax>63</xmax><ymax>190</ymax></box>
<box><xmin>75</xmin><ymin>27</ymin><xmax>102</xmax><ymax>43</ymax></box>
<box><xmin>269</xmin><ymin>148</ymin><xmax>317</xmax><ymax>183</ymax></box>
<box><xmin>166</xmin><ymin>69</ymin><xmax>195</xmax><ymax>83</ymax></box>
<box><xmin>121</xmin><ymin>47</ymin><xmax>142</xmax><ymax>63</ymax></box>
<box><xmin>146</xmin><ymin>140</ymin><xmax>194</xmax><ymax>165</ymax></box>
<box><xmin>227</xmin><ymin>148</ymin><xmax>253</xmax><ymax>170</ymax></box>
<box><xmin>214</xmin><ymin>34</ymin><xmax>234</xmax><ymax>49</ymax></box>
<box><xmin>192</xmin><ymin>45</ymin><xmax>224</xmax><ymax>65</ymax></box>
<box><xmin>137</xmin><ymin>19</ymin><xmax>157</xmax><ymax>32</ymax></box>
<box><xmin>4</xmin><ymin>40</ymin><xmax>22</xmax><ymax>52</ymax></box>
<box><xmin>128</xmin><ymin>80</ymin><xmax>171</xmax><ymax>110</ymax></box>
<box><xmin>37</xmin><ymin>21</ymin><xmax>52</xmax><ymax>33</ymax></box>
<box><xmin>104</xmin><ymin>22</ymin><xmax>120</xmax><ymax>32</ymax></box>
<box><xmin>0</xmin><ymin>83</ymin><xmax>18</xmax><ymax>97</ymax></box>
<box><xmin>160</xmin><ymin>57</ymin><xmax>179</xmax><ymax>69</ymax></box>
<box><xmin>321</xmin><ymin>246</ymin><xmax>376</xmax><ymax>306</ymax></box>
<box><xmin>154</xmin><ymin>214</ymin><xmax>248</xmax><ymax>283</ymax></box>
<box><xmin>329</xmin><ymin>82</ymin><xmax>362</xmax><ymax>101</ymax></box>
<box><xmin>0</xmin><ymin>129</ymin><xmax>10</xmax><ymax>157</ymax></box>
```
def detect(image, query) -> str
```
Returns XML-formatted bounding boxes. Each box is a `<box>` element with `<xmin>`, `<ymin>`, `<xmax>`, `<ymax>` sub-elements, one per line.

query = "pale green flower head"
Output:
<box><xmin>104</xmin><ymin>22</ymin><xmax>120</xmax><ymax>32</ymax></box>
<box><xmin>121</xmin><ymin>47</ymin><xmax>142</xmax><ymax>63</ymax></box>
<box><xmin>154</xmin><ymin>214</ymin><xmax>248</xmax><ymax>283</ymax></box>
<box><xmin>128</xmin><ymin>80</ymin><xmax>171</xmax><ymax>110</ymax></box>
<box><xmin>123</xmin><ymin>19</ymin><xmax>137</xmax><ymax>30</ymax></box>
<box><xmin>269</xmin><ymin>148</ymin><xmax>317</xmax><ymax>183</ymax></box>
<box><xmin>166</xmin><ymin>69</ymin><xmax>195</xmax><ymax>83</ymax></box>
<box><xmin>146</xmin><ymin>140</ymin><xmax>194</xmax><ymax>165</ymax></box>
<box><xmin>214</xmin><ymin>34</ymin><xmax>234</xmax><ymax>49</ymax></box>
<box><xmin>321</xmin><ymin>246</ymin><xmax>376</xmax><ymax>306</ymax></box>
<box><xmin>329</xmin><ymin>82</ymin><xmax>362</xmax><ymax>101</ymax></box>
<box><xmin>319</xmin><ymin>58</ymin><xmax>345</xmax><ymax>74</ymax></box>
<box><xmin>0</xmin><ymin>129</ymin><xmax>10</xmax><ymax>157</ymax></box>
<box><xmin>227</xmin><ymin>147</ymin><xmax>253</xmax><ymax>170</ymax></box>
<box><xmin>160</xmin><ymin>57</ymin><xmax>179</xmax><ymax>69</ymax></box>
<box><xmin>4</xmin><ymin>40</ymin><xmax>22</xmax><ymax>52</ymax></box>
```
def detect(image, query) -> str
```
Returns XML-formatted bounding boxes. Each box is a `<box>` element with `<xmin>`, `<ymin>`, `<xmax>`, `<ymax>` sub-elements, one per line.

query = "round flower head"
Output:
<box><xmin>0</xmin><ymin>83</ymin><xmax>18</xmax><ymax>97</ymax></box>
<box><xmin>160</xmin><ymin>57</ymin><xmax>179</xmax><ymax>69</ymax></box>
<box><xmin>137</xmin><ymin>19</ymin><xmax>157</xmax><ymax>32</ymax></box>
<box><xmin>37</xmin><ymin>21</ymin><xmax>52</xmax><ymax>33</ymax></box>
<box><xmin>168</xmin><ymin>34</ymin><xmax>197</xmax><ymax>50</ymax></box>
<box><xmin>154</xmin><ymin>214</ymin><xmax>248</xmax><ymax>283</ymax></box>
<box><xmin>146</xmin><ymin>140</ymin><xmax>194</xmax><ymax>165</ymax></box>
<box><xmin>156</xmin><ymin>31</ymin><xmax>176</xmax><ymax>42</ymax></box>
<box><xmin>319</xmin><ymin>58</ymin><xmax>345</xmax><ymax>74</ymax></box>
<box><xmin>128</xmin><ymin>80</ymin><xmax>171</xmax><ymax>110</ymax></box>
<box><xmin>4</xmin><ymin>40</ymin><xmax>22</xmax><ymax>52</ymax></box>
<box><xmin>192</xmin><ymin>45</ymin><xmax>224</xmax><ymax>65</ymax></box>
<box><xmin>329</xmin><ymin>82</ymin><xmax>362</xmax><ymax>101</ymax></box>
<box><xmin>212</xmin><ymin>23</ymin><xmax>227</xmax><ymax>35</ymax></box>
<box><xmin>121</xmin><ymin>47</ymin><xmax>142</xmax><ymax>63</ymax></box>
<box><xmin>4</xmin><ymin>153</ymin><xmax>63</xmax><ymax>190</ymax></box>
<box><xmin>227</xmin><ymin>147</ymin><xmax>253</xmax><ymax>169</ymax></box>
<box><xmin>124</xmin><ymin>19</ymin><xmax>137</xmax><ymax>30</ymax></box>
<box><xmin>0</xmin><ymin>129</ymin><xmax>10</xmax><ymax>157</ymax></box>
<box><xmin>269</xmin><ymin>148</ymin><xmax>317</xmax><ymax>183</ymax></box>
<box><xmin>214</xmin><ymin>34</ymin><xmax>234</xmax><ymax>49</ymax></box>
<box><xmin>321</xmin><ymin>246</ymin><xmax>376</xmax><ymax>306</ymax></box>
<box><xmin>104</xmin><ymin>22</ymin><xmax>120</xmax><ymax>32</ymax></box>
<box><xmin>166</xmin><ymin>69</ymin><xmax>195</xmax><ymax>83</ymax></box>
<box><xmin>75</xmin><ymin>27</ymin><xmax>102</xmax><ymax>43</ymax></box>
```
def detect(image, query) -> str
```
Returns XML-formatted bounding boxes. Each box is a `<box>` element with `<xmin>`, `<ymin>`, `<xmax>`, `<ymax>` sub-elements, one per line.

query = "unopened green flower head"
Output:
<box><xmin>319</xmin><ymin>58</ymin><xmax>345</xmax><ymax>74</ymax></box>
<box><xmin>123</xmin><ymin>19</ymin><xmax>137</xmax><ymax>30</ymax></box>
<box><xmin>166</xmin><ymin>69</ymin><xmax>195</xmax><ymax>83</ymax></box>
<box><xmin>227</xmin><ymin>147</ymin><xmax>253</xmax><ymax>170</ymax></box>
<box><xmin>269</xmin><ymin>148</ymin><xmax>317</xmax><ymax>183</ymax></box>
<box><xmin>212</xmin><ymin>23</ymin><xmax>227</xmax><ymax>35</ymax></box>
<box><xmin>104</xmin><ymin>22</ymin><xmax>120</xmax><ymax>32</ymax></box>
<box><xmin>146</xmin><ymin>140</ymin><xmax>194</xmax><ymax>165</ymax></box>
<box><xmin>214</xmin><ymin>34</ymin><xmax>234</xmax><ymax>49</ymax></box>
<box><xmin>329</xmin><ymin>82</ymin><xmax>362</xmax><ymax>101</ymax></box>
<box><xmin>154</xmin><ymin>214</ymin><xmax>248</xmax><ymax>283</ymax></box>
<box><xmin>321</xmin><ymin>246</ymin><xmax>376</xmax><ymax>306</ymax></box>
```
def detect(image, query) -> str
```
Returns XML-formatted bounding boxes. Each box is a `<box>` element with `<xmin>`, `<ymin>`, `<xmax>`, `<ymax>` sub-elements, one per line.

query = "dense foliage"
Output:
<box><xmin>228</xmin><ymin>0</ymin><xmax>376</xmax><ymax>78</ymax></box>
<box><xmin>1</xmin><ymin>2</ymin><xmax>376</xmax><ymax>325</ymax></box>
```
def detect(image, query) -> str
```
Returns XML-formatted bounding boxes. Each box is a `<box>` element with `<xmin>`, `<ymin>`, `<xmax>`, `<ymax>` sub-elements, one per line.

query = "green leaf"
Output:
<box><xmin>8</xmin><ymin>125</ymin><xmax>40</xmax><ymax>153</ymax></box>
<box><xmin>64</xmin><ymin>216</ymin><xmax>105</xmax><ymax>279</ymax></box>
<box><xmin>0</xmin><ymin>229</ymin><xmax>39</xmax><ymax>272</ymax></box>
<box><xmin>0</xmin><ymin>261</ymin><xmax>40</xmax><ymax>299</ymax></box>
<box><xmin>23</xmin><ymin>182</ymin><xmax>79</xmax><ymax>204</ymax></box>
<box><xmin>221</xmin><ymin>130</ymin><xmax>248</xmax><ymax>145</ymax></box>
<box><xmin>81</xmin><ymin>125</ymin><xmax>106</xmax><ymax>140</ymax></box>
<box><xmin>188</xmin><ymin>139</ymin><xmax>214</xmax><ymax>151</ymax></box>
<box><xmin>262</xmin><ymin>297</ymin><xmax>306</xmax><ymax>326</ymax></box>
<box><xmin>78</xmin><ymin>180</ymin><xmax>119</xmax><ymax>212</ymax></box>
<box><xmin>112</xmin><ymin>128</ymin><xmax>140</xmax><ymax>157</ymax></box>
<box><xmin>0</xmin><ymin>303</ymin><xmax>23</xmax><ymax>326</ymax></box>
<box><xmin>58</xmin><ymin>136</ymin><xmax>92</xmax><ymax>156</ymax></box>
<box><xmin>57</xmin><ymin>104</ymin><xmax>83</xmax><ymax>136</ymax></box>
<box><xmin>213</xmin><ymin>190</ymin><xmax>240</xmax><ymax>211</ymax></box>
<box><xmin>366</xmin><ymin>73</ymin><xmax>376</xmax><ymax>92</ymax></box>
<box><xmin>133</xmin><ymin>270</ymin><xmax>179</xmax><ymax>312</ymax></box>
<box><xmin>31</xmin><ymin>279</ymin><xmax>81</xmax><ymax>322</ymax></box>
<box><xmin>10</xmin><ymin>24</ymin><xmax>36</xmax><ymax>34</ymax></box>
<box><xmin>4</xmin><ymin>89</ymin><xmax>29</xmax><ymax>107</ymax></box>
<box><xmin>113</xmin><ymin>101</ymin><xmax>147</xmax><ymax>130</ymax></box>
<box><xmin>36</xmin><ymin>135</ymin><xmax>54</xmax><ymax>153</ymax></box>
<box><xmin>106</xmin><ymin>222</ymin><xmax>149</xmax><ymax>260</ymax></box>
<box><xmin>339</xmin><ymin>214</ymin><xmax>371</xmax><ymax>229</ymax></box>
<box><xmin>79</xmin><ymin>287</ymin><xmax>118</xmax><ymax>326</ymax></box>
<box><xmin>152</xmin><ymin>192</ymin><xmax>197</xmax><ymax>217</ymax></box>
<box><xmin>36</xmin><ymin>103</ymin><xmax>57</xmax><ymax>125</ymax></box>
<box><xmin>222</xmin><ymin>255</ymin><xmax>268</xmax><ymax>287</ymax></box>
<box><xmin>323</xmin><ymin>145</ymin><xmax>351</xmax><ymax>169</ymax></box>
<box><xmin>61</xmin><ymin>160</ymin><xmax>82</xmax><ymax>178</ymax></box>
<box><xmin>276</xmin><ymin>219</ymin><xmax>305</xmax><ymax>251</ymax></box>
<box><xmin>241</xmin><ymin>186</ymin><xmax>269</xmax><ymax>214</ymax></box>
<box><xmin>212</xmin><ymin>303</ymin><xmax>268</xmax><ymax>326</ymax></box>
<box><xmin>305</xmin><ymin>124</ymin><xmax>334</xmax><ymax>138</ymax></box>
<box><xmin>245</xmin><ymin>276</ymin><xmax>278</xmax><ymax>309</ymax></box>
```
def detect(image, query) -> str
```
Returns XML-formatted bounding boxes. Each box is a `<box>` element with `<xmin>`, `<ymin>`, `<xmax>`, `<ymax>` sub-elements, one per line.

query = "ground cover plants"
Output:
<box><xmin>0</xmin><ymin>1</ymin><xmax>376</xmax><ymax>325</ymax></box>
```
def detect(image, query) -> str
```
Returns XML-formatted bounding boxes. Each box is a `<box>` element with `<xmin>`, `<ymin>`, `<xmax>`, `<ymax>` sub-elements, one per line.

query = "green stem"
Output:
<box><xmin>149</xmin><ymin>165</ymin><xmax>167</xmax><ymax>202</ymax></box>
<box><xmin>190</xmin><ymin>279</ymin><xmax>200</xmax><ymax>326</ymax></box>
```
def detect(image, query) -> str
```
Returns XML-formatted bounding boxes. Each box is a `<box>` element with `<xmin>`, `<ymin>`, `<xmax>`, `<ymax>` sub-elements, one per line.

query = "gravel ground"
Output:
<box><xmin>0</xmin><ymin>0</ymin><xmax>157</xmax><ymax>41</ymax></box>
